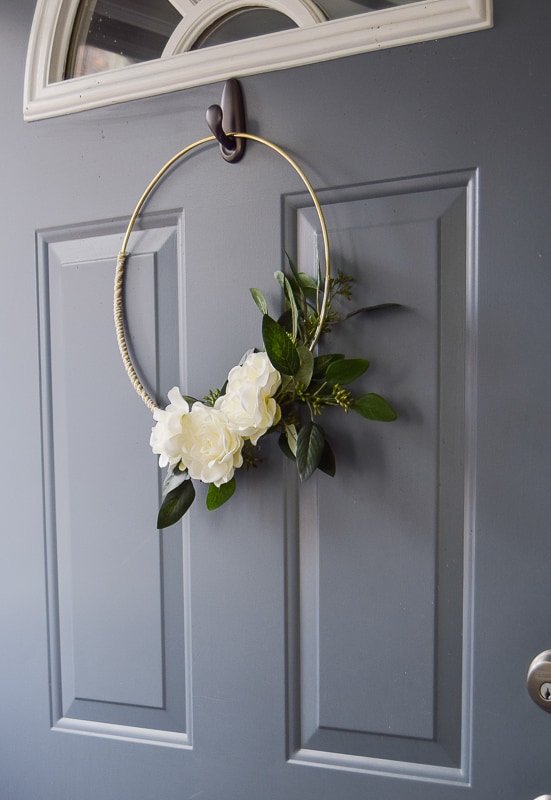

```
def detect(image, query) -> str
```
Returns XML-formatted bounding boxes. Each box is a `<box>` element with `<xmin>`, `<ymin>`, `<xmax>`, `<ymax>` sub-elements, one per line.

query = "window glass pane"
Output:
<box><xmin>65</xmin><ymin>0</ymin><xmax>422</xmax><ymax>80</ymax></box>
<box><xmin>66</xmin><ymin>0</ymin><xmax>182</xmax><ymax>79</ymax></box>
<box><xmin>319</xmin><ymin>0</ymin><xmax>419</xmax><ymax>20</ymax></box>
<box><xmin>192</xmin><ymin>9</ymin><xmax>296</xmax><ymax>50</ymax></box>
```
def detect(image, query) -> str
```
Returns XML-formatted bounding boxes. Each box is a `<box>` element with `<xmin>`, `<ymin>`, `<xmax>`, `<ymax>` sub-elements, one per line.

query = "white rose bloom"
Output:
<box><xmin>179</xmin><ymin>403</ymin><xmax>244</xmax><ymax>486</ymax></box>
<box><xmin>150</xmin><ymin>387</ymin><xmax>191</xmax><ymax>469</ymax></box>
<box><xmin>216</xmin><ymin>351</ymin><xmax>281</xmax><ymax>445</ymax></box>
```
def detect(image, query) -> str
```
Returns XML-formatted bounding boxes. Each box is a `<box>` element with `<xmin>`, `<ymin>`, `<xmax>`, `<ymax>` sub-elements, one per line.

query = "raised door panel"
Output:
<box><xmin>37</xmin><ymin>213</ymin><xmax>192</xmax><ymax>746</ymax></box>
<box><xmin>285</xmin><ymin>171</ymin><xmax>476</xmax><ymax>783</ymax></box>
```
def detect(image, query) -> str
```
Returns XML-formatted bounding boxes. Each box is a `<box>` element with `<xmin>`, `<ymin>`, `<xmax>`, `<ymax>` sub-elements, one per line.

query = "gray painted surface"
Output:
<box><xmin>1</xmin><ymin>1</ymin><xmax>550</xmax><ymax>798</ymax></box>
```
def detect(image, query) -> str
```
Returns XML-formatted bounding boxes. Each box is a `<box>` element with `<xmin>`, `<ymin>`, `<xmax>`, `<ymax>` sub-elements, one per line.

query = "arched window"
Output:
<box><xmin>24</xmin><ymin>0</ymin><xmax>492</xmax><ymax>120</ymax></box>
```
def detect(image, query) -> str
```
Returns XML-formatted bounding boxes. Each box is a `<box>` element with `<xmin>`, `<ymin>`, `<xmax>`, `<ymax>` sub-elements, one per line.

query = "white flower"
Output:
<box><xmin>150</xmin><ymin>387</ymin><xmax>191</xmax><ymax>469</ymax></box>
<box><xmin>216</xmin><ymin>351</ymin><xmax>281</xmax><ymax>445</ymax></box>
<box><xmin>179</xmin><ymin>403</ymin><xmax>243</xmax><ymax>486</ymax></box>
<box><xmin>150</xmin><ymin>388</ymin><xmax>244</xmax><ymax>485</ymax></box>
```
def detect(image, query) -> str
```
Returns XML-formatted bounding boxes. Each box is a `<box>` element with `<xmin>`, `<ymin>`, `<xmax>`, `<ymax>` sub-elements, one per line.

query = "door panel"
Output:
<box><xmin>1</xmin><ymin>1</ymin><xmax>551</xmax><ymax>799</ymax></box>
<box><xmin>288</xmin><ymin>177</ymin><xmax>471</xmax><ymax>780</ymax></box>
<box><xmin>38</xmin><ymin>219</ymin><xmax>191</xmax><ymax>746</ymax></box>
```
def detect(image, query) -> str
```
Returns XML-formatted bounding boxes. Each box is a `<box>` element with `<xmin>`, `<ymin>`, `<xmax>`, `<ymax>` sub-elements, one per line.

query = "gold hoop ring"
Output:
<box><xmin>115</xmin><ymin>132</ymin><xmax>331</xmax><ymax>412</ymax></box>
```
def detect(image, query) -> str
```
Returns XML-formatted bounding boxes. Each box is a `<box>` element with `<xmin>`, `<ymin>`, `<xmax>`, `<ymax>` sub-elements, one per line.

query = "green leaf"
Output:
<box><xmin>295</xmin><ymin>345</ymin><xmax>314</xmax><ymax>389</ymax></box>
<box><xmin>262</xmin><ymin>315</ymin><xmax>300</xmax><ymax>375</ymax></box>
<box><xmin>250</xmin><ymin>288</ymin><xmax>268</xmax><ymax>315</ymax></box>
<box><xmin>285</xmin><ymin>281</ymin><xmax>300</xmax><ymax>341</ymax></box>
<box><xmin>296</xmin><ymin>272</ymin><xmax>318</xmax><ymax>299</ymax></box>
<box><xmin>296</xmin><ymin>422</ymin><xmax>325</xmax><ymax>481</ymax></box>
<box><xmin>278</xmin><ymin>432</ymin><xmax>296</xmax><ymax>461</ymax></box>
<box><xmin>161</xmin><ymin>466</ymin><xmax>188</xmax><ymax>501</ymax></box>
<box><xmin>318</xmin><ymin>440</ymin><xmax>336</xmax><ymax>477</ymax></box>
<box><xmin>297</xmin><ymin>272</ymin><xmax>318</xmax><ymax>290</ymax></box>
<box><xmin>157</xmin><ymin>479</ymin><xmax>195</xmax><ymax>529</ymax></box>
<box><xmin>275</xmin><ymin>271</ymin><xmax>299</xmax><ymax>340</ymax></box>
<box><xmin>277</xmin><ymin>308</ymin><xmax>293</xmax><ymax>332</ymax></box>
<box><xmin>313</xmin><ymin>353</ymin><xmax>345</xmax><ymax>379</ymax></box>
<box><xmin>283</xmin><ymin>255</ymin><xmax>304</xmax><ymax>298</ymax></box>
<box><xmin>283</xmin><ymin>254</ymin><xmax>312</xmax><ymax>322</ymax></box>
<box><xmin>345</xmin><ymin>303</ymin><xmax>402</xmax><ymax>320</ymax></box>
<box><xmin>183</xmin><ymin>395</ymin><xmax>198</xmax><ymax>406</ymax></box>
<box><xmin>326</xmin><ymin>358</ymin><xmax>370</xmax><ymax>385</ymax></box>
<box><xmin>312</xmin><ymin>353</ymin><xmax>345</xmax><ymax>379</ymax></box>
<box><xmin>274</xmin><ymin>269</ymin><xmax>286</xmax><ymax>291</ymax></box>
<box><xmin>284</xmin><ymin>422</ymin><xmax>298</xmax><ymax>456</ymax></box>
<box><xmin>206</xmin><ymin>478</ymin><xmax>236</xmax><ymax>511</ymax></box>
<box><xmin>284</xmin><ymin>251</ymin><xmax>300</xmax><ymax>281</ymax></box>
<box><xmin>353</xmin><ymin>393</ymin><xmax>397</xmax><ymax>422</ymax></box>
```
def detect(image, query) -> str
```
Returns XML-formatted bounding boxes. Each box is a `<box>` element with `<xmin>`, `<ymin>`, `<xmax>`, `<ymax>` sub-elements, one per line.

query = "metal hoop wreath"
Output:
<box><xmin>115</xmin><ymin>132</ymin><xmax>331</xmax><ymax>412</ymax></box>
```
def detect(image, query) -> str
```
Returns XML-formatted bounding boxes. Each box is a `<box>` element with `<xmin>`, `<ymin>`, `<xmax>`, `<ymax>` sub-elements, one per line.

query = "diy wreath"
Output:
<box><xmin>115</xmin><ymin>133</ymin><xmax>398</xmax><ymax>529</ymax></box>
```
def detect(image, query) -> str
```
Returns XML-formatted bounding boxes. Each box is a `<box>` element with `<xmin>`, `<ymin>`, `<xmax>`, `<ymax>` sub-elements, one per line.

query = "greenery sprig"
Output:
<box><xmin>155</xmin><ymin>255</ymin><xmax>399</xmax><ymax>528</ymax></box>
<box><xmin>252</xmin><ymin>256</ymin><xmax>398</xmax><ymax>482</ymax></box>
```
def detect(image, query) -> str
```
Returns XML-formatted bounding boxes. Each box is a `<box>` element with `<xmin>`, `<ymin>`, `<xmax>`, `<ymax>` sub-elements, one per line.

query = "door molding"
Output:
<box><xmin>24</xmin><ymin>0</ymin><xmax>492</xmax><ymax>121</ymax></box>
<box><xmin>36</xmin><ymin>213</ymin><xmax>194</xmax><ymax>750</ymax></box>
<box><xmin>283</xmin><ymin>168</ymin><xmax>479</xmax><ymax>783</ymax></box>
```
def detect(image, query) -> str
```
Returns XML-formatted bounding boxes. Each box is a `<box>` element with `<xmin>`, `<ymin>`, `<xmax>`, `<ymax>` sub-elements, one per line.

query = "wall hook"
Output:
<box><xmin>206</xmin><ymin>79</ymin><xmax>246</xmax><ymax>164</ymax></box>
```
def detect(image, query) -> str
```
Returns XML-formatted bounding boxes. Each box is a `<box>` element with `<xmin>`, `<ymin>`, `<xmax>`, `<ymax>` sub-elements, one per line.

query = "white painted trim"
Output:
<box><xmin>24</xmin><ymin>0</ymin><xmax>492</xmax><ymax>121</ymax></box>
<box><xmin>164</xmin><ymin>0</ymin><xmax>326</xmax><ymax>55</ymax></box>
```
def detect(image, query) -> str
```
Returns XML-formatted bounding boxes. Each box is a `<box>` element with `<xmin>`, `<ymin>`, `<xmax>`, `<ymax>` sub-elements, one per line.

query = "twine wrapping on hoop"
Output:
<box><xmin>114</xmin><ymin>133</ymin><xmax>331</xmax><ymax>412</ymax></box>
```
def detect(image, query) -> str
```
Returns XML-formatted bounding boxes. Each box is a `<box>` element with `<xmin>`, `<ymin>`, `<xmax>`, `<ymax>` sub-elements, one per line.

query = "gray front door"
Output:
<box><xmin>2</xmin><ymin>1</ymin><xmax>551</xmax><ymax>798</ymax></box>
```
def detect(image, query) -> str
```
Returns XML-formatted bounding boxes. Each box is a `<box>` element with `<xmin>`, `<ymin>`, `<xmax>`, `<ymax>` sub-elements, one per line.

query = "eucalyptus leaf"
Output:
<box><xmin>326</xmin><ymin>358</ymin><xmax>370</xmax><ymax>385</ymax></box>
<box><xmin>318</xmin><ymin>440</ymin><xmax>336</xmax><ymax>477</ymax></box>
<box><xmin>284</xmin><ymin>251</ymin><xmax>300</xmax><ymax>281</ymax></box>
<box><xmin>262</xmin><ymin>315</ymin><xmax>300</xmax><ymax>375</ymax></box>
<box><xmin>283</xmin><ymin>253</ymin><xmax>310</xmax><ymax>320</ymax></box>
<box><xmin>278</xmin><ymin>433</ymin><xmax>296</xmax><ymax>462</ymax></box>
<box><xmin>345</xmin><ymin>303</ymin><xmax>402</xmax><ymax>319</ymax></box>
<box><xmin>353</xmin><ymin>393</ymin><xmax>397</xmax><ymax>421</ymax></box>
<box><xmin>295</xmin><ymin>345</ymin><xmax>314</xmax><ymax>389</ymax></box>
<box><xmin>206</xmin><ymin>478</ymin><xmax>236</xmax><ymax>511</ymax></box>
<box><xmin>284</xmin><ymin>422</ymin><xmax>298</xmax><ymax>456</ymax></box>
<box><xmin>157</xmin><ymin>479</ymin><xmax>195</xmax><ymax>529</ymax></box>
<box><xmin>183</xmin><ymin>395</ymin><xmax>199</xmax><ymax>406</ymax></box>
<box><xmin>296</xmin><ymin>422</ymin><xmax>325</xmax><ymax>481</ymax></box>
<box><xmin>297</xmin><ymin>272</ymin><xmax>318</xmax><ymax>290</ymax></box>
<box><xmin>312</xmin><ymin>353</ymin><xmax>345</xmax><ymax>379</ymax></box>
<box><xmin>296</xmin><ymin>272</ymin><xmax>318</xmax><ymax>299</ymax></box>
<box><xmin>285</xmin><ymin>278</ymin><xmax>300</xmax><ymax>341</ymax></box>
<box><xmin>161</xmin><ymin>466</ymin><xmax>188</xmax><ymax>501</ymax></box>
<box><xmin>250</xmin><ymin>288</ymin><xmax>268</xmax><ymax>315</ymax></box>
<box><xmin>277</xmin><ymin>308</ymin><xmax>293</xmax><ymax>332</ymax></box>
<box><xmin>275</xmin><ymin>271</ymin><xmax>299</xmax><ymax>340</ymax></box>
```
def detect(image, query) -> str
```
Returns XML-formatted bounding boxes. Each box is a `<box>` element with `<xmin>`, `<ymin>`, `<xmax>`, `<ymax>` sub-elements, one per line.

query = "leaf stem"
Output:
<box><xmin>311</xmin><ymin>381</ymin><xmax>328</xmax><ymax>398</ymax></box>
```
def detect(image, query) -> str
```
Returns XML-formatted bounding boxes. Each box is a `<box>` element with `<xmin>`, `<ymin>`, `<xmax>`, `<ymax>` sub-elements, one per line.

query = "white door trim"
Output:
<box><xmin>24</xmin><ymin>0</ymin><xmax>492</xmax><ymax>121</ymax></box>
<box><xmin>163</xmin><ymin>0</ymin><xmax>326</xmax><ymax>56</ymax></box>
